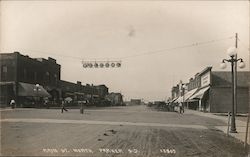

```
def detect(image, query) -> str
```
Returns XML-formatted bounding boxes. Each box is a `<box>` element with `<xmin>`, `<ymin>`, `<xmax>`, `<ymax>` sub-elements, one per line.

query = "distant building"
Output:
<box><xmin>0</xmin><ymin>52</ymin><xmax>61</xmax><ymax>107</ymax></box>
<box><xmin>95</xmin><ymin>85</ymin><xmax>109</xmax><ymax>98</ymax></box>
<box><xmin>171</xmin><ymin>85</ymin><xmax>179</xmax><ymax>99</ymax></box>
<box><xmin>130</xmin><ymin>99</ymin><xmax>142</xmax><ymax>105</ymax></box>
<box><xmin>171</xmin><ymin>67</ymin><xmax>250</xmax><ymax>113</ymax></box>
<box><xmin>106</xmin><ymin>92</ymin><xmax>123</xmax><ymax>106</ymax></box>
<box><xmin>60</xmin><ymin>80</ymin><xmax>85</xmax><ymax>104</ymax></box>
<box><xmin>60</xmin><ymin>81</ymin><xmax>109</xmax><ymax>106</ymax></box>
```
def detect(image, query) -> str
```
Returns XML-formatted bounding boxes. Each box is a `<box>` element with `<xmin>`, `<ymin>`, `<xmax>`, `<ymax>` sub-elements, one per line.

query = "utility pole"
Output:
<box><xmin>234</xmin><ymin>33</ymin><xmax>238</xmax><ymax>115</ymax></box>
<box><xmin>91</xmin><ymin>84</ymin><xmax>94</xmax><ymax>105</ymax></box>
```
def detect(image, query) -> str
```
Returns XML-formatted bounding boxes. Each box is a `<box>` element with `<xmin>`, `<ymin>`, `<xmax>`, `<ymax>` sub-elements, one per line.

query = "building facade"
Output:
<box><xmin>130</xmin><ymin>99</ymin><xmax>142</xmax><ymax>105</ymax></box>
<box><xmin>0</xmin><ymin>52</ymin><xmax>120</xmax><ymax>108</ymax></box>
<box><xmin>0</xmin><ymin>52</ymin><xmax>61</xmax><ymax>107</ymax></box>
<box><xmin>171</xmin><ymin>67</ymin><xmax>250</xmax><ymax>113</ymax></box>
<box><xmin>106</xmin><ymin>92</ymin><xmax>123</xmax><ymax>106</ymax></box>
<box><xmin>60</xmin><ymin>81</ymin><xmax>110</xmax><ymax>106</ymax></box>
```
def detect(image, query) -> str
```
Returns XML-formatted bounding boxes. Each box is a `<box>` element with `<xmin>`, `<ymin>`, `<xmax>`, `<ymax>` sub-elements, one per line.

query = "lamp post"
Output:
<box><xmin>179</xmin><ymin>81</ymin><xmax>186</xmax><ymax>113</ymax></box>
<box><xmin>220</xmin><ymin>47</ymin><xmax>245</xmax><ymax>133</ymax></box>
<box><xmin>182</xmin><ymin>84</ymin><xmax>186</xmax><ymax>107</ymax></box>
<box><xmin>34</xmin><ymin>84</ymin><xmax>41</xmax><ymax>108</ymax></box>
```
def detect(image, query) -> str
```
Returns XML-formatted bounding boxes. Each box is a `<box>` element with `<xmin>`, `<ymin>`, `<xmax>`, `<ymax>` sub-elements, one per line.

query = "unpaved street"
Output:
<box><xmin>0</xmin><ymin>105</ymin><xmax>248</xmax><ymax>157</ymax></box>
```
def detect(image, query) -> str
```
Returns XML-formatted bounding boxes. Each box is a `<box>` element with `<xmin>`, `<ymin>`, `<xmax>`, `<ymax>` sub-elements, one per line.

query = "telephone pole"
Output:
<box><xmin>234</xmin><ymin>33</ymin><xmax>238</xmax><ymax>115</ymax></box>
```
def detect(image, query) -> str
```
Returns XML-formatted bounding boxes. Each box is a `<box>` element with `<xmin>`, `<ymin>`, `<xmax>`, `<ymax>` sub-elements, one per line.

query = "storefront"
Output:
<box><xmin>18</xmin><ymin>82</ymin><xmax>51</xmax><ymax>107</ymax></box>
<box><xmin>188</xmin><ymin>86</ymin><xmax>210</xmax><ymax>111</ymax></box>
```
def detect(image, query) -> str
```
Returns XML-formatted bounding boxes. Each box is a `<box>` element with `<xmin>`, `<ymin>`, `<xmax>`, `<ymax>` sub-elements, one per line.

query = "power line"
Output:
<box><xmin>237</xmin><ymin>38</ymin><xmax>250</xmax><ymax>52</ymax></box>
<box><xmin>121</xmin><ymin>36</ymin><xmax>234</xmax><ymax>59</ymax></box>
<box><xmin>11</xmin><ymin>36</ymin><xmax>233</xmax><ymax>61</ymax></box>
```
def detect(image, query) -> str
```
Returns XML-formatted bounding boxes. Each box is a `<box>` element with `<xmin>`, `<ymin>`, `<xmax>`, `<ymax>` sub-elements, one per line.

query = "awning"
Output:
<box><xmin>74</xmin><ymin>92</ymin><xmax>85</xmax><ymax>96</ymax></box>
<box><xmin>174</xmin><ymin>88</ymin><xmax>198</xmax><ymax>103</ymax></box>
<box><xmin>170</xmin><ymin>97</ymin><xmax>178</xmax><ymax>103</ymax></box>
<box><xmin>189</xmin><ymin>86</ymin><xmax>210</xmax><ymax>100</ymax></box>
<box><xmin>175</xmin><ymin>96</ymin><xmax>184</xmax><ymax>103</ymax></box>
<box><xmin>18</xmin><ymin>82</ymin><xmax>51</xmax><ymax>97</ymax></box>
<box><xmin>184</xmin><ymin>88</ymin><xmax>198</xmax><ymax>101</ymax></box>
<box><xmin>0</xmin><ymin>82</ymin><xmax>15</xmax><ymax>85</ymax></box>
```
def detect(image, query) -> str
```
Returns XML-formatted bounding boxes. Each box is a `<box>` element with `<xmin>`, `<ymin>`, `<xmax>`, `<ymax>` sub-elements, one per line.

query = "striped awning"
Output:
<box><xmin>170</xmin><ymin>97</ymin><xmax>178</xmax><ymax>103</ymax></box>
<box><xmin>184</xmin><ymin>88</ymin><xmax>198</xmax><ymax>101</ymax></box>
<box><xmin>18</xmin><ymin>82</ymin><xmax>51</xmax><ymax>97</ymax></box>
<box><xmin>189</xmin><ymin>86</ymin><xmax>210</xmax><ymax>100</ymax></box>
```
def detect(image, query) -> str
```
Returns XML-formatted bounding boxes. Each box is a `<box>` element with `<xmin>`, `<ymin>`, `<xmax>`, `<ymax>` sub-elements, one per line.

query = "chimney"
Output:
<box><xmin>48</xmin><ymin>57</ymin><xmax>56</xmax><ymax>63</ymax></box>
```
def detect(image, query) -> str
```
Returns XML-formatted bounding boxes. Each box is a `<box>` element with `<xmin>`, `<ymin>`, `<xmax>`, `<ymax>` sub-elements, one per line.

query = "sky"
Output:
<box><xmin>1</xmin><ymin>0</ymin><xmax>249</xmax><ymax>101</ymax></box>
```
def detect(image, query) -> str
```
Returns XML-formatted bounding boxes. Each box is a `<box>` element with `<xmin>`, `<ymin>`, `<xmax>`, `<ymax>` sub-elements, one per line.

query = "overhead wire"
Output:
<box><xmin>120</xmin><ymin>36</ymin><xmax>234</xmax><ymax>59</ymax></box>
<box><xmin>237</xmin><ymin>38</ymin><xmax>250</xmax><ymax>52</ymax></box>
<box><xmin>10</xmin><ymin>36</ymin><xmax>234</xmax><ymax>61</ymax></box>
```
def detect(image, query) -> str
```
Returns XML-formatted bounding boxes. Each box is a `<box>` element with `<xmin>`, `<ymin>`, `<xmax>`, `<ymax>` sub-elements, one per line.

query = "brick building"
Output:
<box><xmin>0</xmin><ymin>52</ymin><xmax>61</xmax><ymax>107</ymax></box>
<box><xmin>95</xmin><ymin>85</ymin><xmax>109</xmax><ymax>98</ymax></box>
<box><xmin>60</xmin><ymin>81</ymin><xmax>109</xmax><ymax>106</ymax></box>
<box><xmin>171</xmin><ymin>67</ymin><xmax>250</xmax><ymax>113</ymax></box>
<box><xmin>0</xmin><ymin>52</ymin><xmax>117</xmax><ymax>108</ymax></box>
<box><xmin>106</xmin><ymin>92</ymin><xmax>123</xmax><ymax>106</ymax></box>
<box><xmin>129</xmin><ymin>99</ymin><xmax>142</xmax><ymax>105</ymax></box>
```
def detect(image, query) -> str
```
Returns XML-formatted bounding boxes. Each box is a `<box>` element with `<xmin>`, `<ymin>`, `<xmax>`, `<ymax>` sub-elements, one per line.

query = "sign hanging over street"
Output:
<box><xmin>82</xmin><ymin>60</ymin><xmax>122</xmax><ymax>68</ymax></box>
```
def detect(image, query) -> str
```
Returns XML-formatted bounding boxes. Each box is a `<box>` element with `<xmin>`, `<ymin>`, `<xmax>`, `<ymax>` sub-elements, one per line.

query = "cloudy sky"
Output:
<box><xmin>1</xmin><ymin>1</ymin><xmax>249</xmax><ymax>101</ymax></box>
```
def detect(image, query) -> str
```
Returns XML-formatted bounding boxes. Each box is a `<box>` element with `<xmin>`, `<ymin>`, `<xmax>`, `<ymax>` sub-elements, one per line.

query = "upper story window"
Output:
<box><xmin>54</xmin><ymin>74</ymin><xmax>58</xmax><ymax>85</ymax></box>
<box><xmin>46</xmin><ymin>72</ymin><xmax>50</xmax><ymax>83</ymax></box>
<box><xmin>1</xmin><ymin>65</ymin><xmax>8</xmax><ymax>81</ymax></box>
<box><xmin>34</xmin><ymin>72</ymin><xmax>37</xmax><ymax>81</ymax></box>
<box><xmin>23</xmin><ymin>68</ymin><xmax>27</xmax><ymax>80</ymax></box>
<box><xmin>2</xmin><ymin>66</ymin><xmax>7</xmax><ymax>73</ymax></box>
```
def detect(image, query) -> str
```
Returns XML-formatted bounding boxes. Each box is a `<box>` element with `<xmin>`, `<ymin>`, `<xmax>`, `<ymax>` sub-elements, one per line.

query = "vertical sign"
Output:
<box><xmin>201</xmin><ymin>71</ymin><xmax>210</xmax><ymax>87</ymax></box>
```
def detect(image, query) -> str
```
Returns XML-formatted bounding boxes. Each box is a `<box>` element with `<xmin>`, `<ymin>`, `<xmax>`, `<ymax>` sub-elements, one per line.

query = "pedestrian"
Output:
<box><xmin>44</xmin><ymin>98</ymin><xmax>49</xmax><ymax>109</ymax></box>
<box><xmin>181</xmin><ymin>102</ymin><xmax>185</xmax><ymax>113</ymax></box>
<box><xmin>178</xmin><ymin>103</ymin><xmax>183</xmax><ymax>114</ymax></box>
<box><xmin>179</xmin><ymin>102</ymin><xmax>184</xmax><ymax>114</ymax></box>
<box><xmin>10</xmin><ymin>99</ymin><xmax>16</xmax><ymax>109</ymax></box>
<box><xmin>61</xmin><ymin>99</ymin><xmax>68</xmax><ymax>113</ymax></box>
<box><xmin>80</xmin><ymin>100</ymin><xmax>85</xmax><ymax>114</ymax></box>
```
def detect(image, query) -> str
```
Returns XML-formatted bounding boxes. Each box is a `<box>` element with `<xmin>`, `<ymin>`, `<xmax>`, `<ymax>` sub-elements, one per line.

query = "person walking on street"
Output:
<box><xmin>179</xmin><ymin>102</ymin><xmax>184</xmax><ymax>114</ymax></box>
<box><xmin>181</xmin><ymin>102</ymin><xmax>185</xmax><ymax>113</ymax></box>
<box><xmin>10</xmin><ymin>99</ymin><xmax>16</xmax><ymax>109</ymax></box>
<box><xmin>61</xmin><ymin>99</ymin><xmax>68</xmax><ymax>113</ymax></box>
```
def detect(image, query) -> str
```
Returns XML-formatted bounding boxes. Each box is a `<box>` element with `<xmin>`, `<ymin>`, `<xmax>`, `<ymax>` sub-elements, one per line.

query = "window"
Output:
<box><xmin>53</xmin><ymin>74</ymin><xmax>58</xmax><ymax>85</ymax></box>
<box><xmin>2</xmin><ymin>66</ymin><xmax>7</xmax><ymax>73</ymax></box>
<box><xmin>23</xmin><ymin>69</ymin><xmax>27</xmax><ymax>80</ymax></box>
<box><xmin>34</xmin><ymin>72</ymin><xmax>37</xmax><ymax>81</ymax></box>
<box><xmin>1</xmin><ymin>65</ymin><xmax>7</xmax><ymax>81</ymax></box>
<box><xmin>46</xmin><ymin>72</ymin><xmax>50</xmax><ymax>83</ymax></box>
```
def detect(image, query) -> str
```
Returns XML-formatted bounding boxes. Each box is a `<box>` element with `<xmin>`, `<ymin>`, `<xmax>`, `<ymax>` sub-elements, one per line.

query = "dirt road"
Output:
<box><xmin>1</xmin><ymin>105</ymin><xmax>248</xmax><ymax>157</ymax></box>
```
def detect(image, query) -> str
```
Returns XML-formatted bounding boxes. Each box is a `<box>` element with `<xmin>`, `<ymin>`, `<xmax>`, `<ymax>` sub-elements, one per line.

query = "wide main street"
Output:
<box><xmin>0</xmin><ymin>105</ymin><xmax>248</xmax><ymax>157</ymax></box>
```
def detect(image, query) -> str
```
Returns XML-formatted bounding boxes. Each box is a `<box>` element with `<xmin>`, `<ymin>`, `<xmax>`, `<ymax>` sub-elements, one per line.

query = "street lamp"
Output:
<box><xmin>220</xmin><ymin>47</ymin><xmax>245</xmax><ymax>133</ymax></box>
<box><xmin>34</xmin><ymin>84</ymin><xmax>41</xmax><ymax>108</ymax></box>
<box><xmin>178</xmin><ymin>81</ymin><xmax>186</xmax><ymax>113</ymax></box>
<box><xmin>181</xmin><ymin>84</ymin><xmax>187</xmax><ymax>111</ymax></box>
